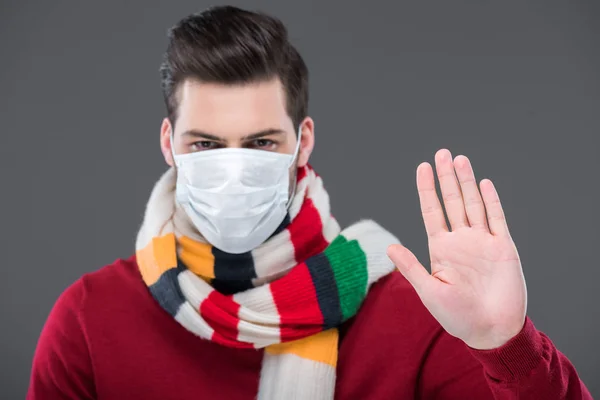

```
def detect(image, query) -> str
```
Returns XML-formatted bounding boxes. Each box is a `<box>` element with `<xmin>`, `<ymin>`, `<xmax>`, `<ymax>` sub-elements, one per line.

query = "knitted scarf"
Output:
<box><xmin>135</xmin><ymin>164</ymin><xmax>400</xmax><ymax>399</ymax></box>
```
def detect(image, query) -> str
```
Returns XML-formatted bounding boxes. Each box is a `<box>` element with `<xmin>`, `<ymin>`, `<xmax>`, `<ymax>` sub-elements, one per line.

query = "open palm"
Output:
<box><xmin>387</xmin><ymin>149</ymin><xmax>527</xmax><ymax>350</ymax></box>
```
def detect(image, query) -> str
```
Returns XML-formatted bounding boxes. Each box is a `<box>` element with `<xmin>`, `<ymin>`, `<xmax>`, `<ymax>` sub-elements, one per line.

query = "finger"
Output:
<box><xmin>453</xmin><ymin>155</ymin><xmax>489</xmax><ymax>232</ymax></box>
<box><xmin>480</xmin><ymin>179</ymin><xmax>510</xmax><ymax>237</ymax></box>
<box><xmin>416</xmin><ymin>162</ymin><xmax>449</xmax><ymax>237</ymax></box>
<box><xmin>435</xmin><ymin>149</ymin><xmax>469</xmax><ymax>231</ymax></box>
<box><xmin>387</xmin><ymin>244</ymin><xmax>437</xmax><ymax>296</ymax></box>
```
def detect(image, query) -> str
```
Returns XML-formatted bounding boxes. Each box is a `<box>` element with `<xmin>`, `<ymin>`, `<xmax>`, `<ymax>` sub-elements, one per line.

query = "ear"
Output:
<box><xmin>296</xmin><ymin>117</ymin><xmax>315</xmax><ymax>168</ymax></box>
<box><xmin>160</xmin><ymin>118</ymin><xmax>174</xmax><ymax>167</ymax></box>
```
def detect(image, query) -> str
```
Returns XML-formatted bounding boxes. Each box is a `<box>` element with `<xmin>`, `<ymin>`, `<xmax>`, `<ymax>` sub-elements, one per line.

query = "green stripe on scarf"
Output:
<box><xmin>324</xmin><ymin>235</ymin><xmax>368</xmax><ymax>321</ymax></box>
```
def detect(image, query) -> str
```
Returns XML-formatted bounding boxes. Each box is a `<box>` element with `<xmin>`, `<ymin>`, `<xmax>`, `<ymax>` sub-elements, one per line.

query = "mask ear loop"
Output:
<box><xmin>287</xmin><ymin>125</ymin><xmax>303</xmax><ymax>168</ymax></box>
<box><xmin>286</xmin><ymin>125</ymin><xmax>303</xmax><ymax>208</ymax></box>
<box><xmin>169</xmin><ymin>130</ymin><xmax>178</xmax><ymax>166</ymax></box>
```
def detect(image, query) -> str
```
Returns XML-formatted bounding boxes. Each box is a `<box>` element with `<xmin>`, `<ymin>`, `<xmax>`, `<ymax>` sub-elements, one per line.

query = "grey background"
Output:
<box><xmin>1</xmin><ymin>0</ymin><xmax>598</xmax><ymax>398</ymax></box>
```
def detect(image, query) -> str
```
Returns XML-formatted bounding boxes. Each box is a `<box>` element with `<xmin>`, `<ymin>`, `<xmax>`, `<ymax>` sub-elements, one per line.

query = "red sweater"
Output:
<box><xmin>27</xmin><ymin>256</ymin><xmax>591</xmax><ymax>399</ymax></box>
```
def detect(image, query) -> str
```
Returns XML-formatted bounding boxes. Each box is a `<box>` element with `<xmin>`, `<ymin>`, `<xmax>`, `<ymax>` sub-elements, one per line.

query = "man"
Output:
<box><xmin>27</xmin><ymin>5</ymin><xmax>591</xmax><ymax>399</ymax></box>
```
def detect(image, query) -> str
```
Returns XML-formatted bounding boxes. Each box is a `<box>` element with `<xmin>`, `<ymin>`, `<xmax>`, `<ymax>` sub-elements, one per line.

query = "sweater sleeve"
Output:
<box><xmin>470</xmin><ymin>317</ymin><xmax>591</xmax><ymax>399</ymax></box>
<box><xmin>26</xmin><ymin>278</ymin><xmax>96</xmax><ymax>400</ymax></box>
<box><xmin>418</xmin><ymin>317</ymin><xmax>592</xmax><ymax>399</ymax></box>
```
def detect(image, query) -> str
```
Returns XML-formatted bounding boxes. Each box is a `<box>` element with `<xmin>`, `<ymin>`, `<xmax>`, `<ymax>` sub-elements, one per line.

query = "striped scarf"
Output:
<box><xmin>135</xmin><ymin>164</ymin><xmax>400</xmax><ymax>399</ymax></box>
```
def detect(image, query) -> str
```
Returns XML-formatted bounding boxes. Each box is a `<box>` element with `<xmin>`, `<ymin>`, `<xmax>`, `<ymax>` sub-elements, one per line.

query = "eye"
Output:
<box><xmin>251</xmin><ymin>139</ymin><xmax>276</xmax><ymax>149</ymax></box>
<box><xmin>191</xmin><ymin>141</ymin><xmax>219</xmax><ymax>151</ymax></box>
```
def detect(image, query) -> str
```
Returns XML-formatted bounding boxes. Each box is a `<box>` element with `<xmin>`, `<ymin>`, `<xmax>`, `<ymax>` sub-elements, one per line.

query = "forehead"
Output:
<box><xmin>175</xmin><ymin>78</ymin><xmax>293</xmax><ymax>137</ymax></box>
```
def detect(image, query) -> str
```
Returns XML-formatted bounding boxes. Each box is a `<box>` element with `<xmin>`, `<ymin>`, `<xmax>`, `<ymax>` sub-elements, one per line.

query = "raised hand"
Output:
<box><xmin>387</xmin><ymin>149</ymin><xmax>527</xmax><ymax>350</ymax></box>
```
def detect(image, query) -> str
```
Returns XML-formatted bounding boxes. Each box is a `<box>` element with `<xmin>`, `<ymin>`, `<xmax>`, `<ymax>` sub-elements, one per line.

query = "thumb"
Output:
<box><xmin>387</xmin><ymin>244</ymin><xmax>432</xmax><ymax>295</ymax></box>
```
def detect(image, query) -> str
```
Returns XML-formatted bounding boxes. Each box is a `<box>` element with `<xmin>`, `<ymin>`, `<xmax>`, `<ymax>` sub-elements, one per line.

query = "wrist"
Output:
<box><xmin>467</xmin><ymin>317</ymin><xmax>544</xmax><ymax>381</ymax></box>
<box><xmin>465</xmin><ymin>318</ymin><xmax>526</xmax><ymax>350</ymax></box>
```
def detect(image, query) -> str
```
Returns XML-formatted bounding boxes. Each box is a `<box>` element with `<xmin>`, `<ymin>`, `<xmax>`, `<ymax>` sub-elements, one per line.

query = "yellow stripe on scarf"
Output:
<box><xmin>179</xmin><ymin>236</ymin><xmax>216</xmax><ymax>280</ymax></box>
<box><xmin>136</xmin><ymin>233</ymin><xmax>178</xmax><ymax>286</ymax></box>
<box><xmin>265</xmin><ymin>328</ymin><xmax>339</xmax><ymax>368</ymax></box>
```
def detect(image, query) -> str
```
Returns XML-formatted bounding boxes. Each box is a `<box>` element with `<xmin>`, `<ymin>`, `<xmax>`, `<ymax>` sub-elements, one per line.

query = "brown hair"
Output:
<box><xmin>160</xmin><ymin>6</ymin><xmax>309</xmax><ymax>128</ymax></box>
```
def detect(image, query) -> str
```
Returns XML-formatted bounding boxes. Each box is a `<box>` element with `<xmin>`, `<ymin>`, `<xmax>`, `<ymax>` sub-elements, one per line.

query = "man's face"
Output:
<box><xmin>160</xmin><ymin>77</ymin><xmax>314</xmax><ymax>196</ymax></box>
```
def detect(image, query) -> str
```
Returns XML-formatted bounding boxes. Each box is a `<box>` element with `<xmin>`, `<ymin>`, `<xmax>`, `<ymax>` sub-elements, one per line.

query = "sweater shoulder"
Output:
<box><xmin>78</xmin><ymin>254</ymin><xmax>138</xmax><ymax>291</ymax></box>
<box><xmin>341</xmin><ymin>270</ymin><xmax>442</xmax><ymax>342</ymax></box>
<box><xmin>82</xmin><ymin>255</ymin><xmax>140</xmax><ymax>287</ymax></box>
<box><xmin>363</xmin><ymin>270</ymin><xmax>439</xmax><ymax>325</ymax></box>
<box><xmin>39</xmin><ymin>255</ymin><xmax>146</xmax><ymax>324</ymax></box>
<box><xmin>336</xmin><ymin>270</ymin><xmax>444</xmax><ymax>398</ymax></box>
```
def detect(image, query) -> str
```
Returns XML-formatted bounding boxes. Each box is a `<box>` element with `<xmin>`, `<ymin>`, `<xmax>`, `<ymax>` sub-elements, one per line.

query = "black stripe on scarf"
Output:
<box><xmin>305</xmin><ymin>253</ymin><xmax>344</xmax><ymax>329</ymax></box>
<box><xmin>148</xmin><ymin>261</ymin><xmax>188</xmax><ymax>317</ymax></box>
<box><xmin>210</xmin><ymin>247</ymin><xmax>256</xmax><ymax>295</ymax></box>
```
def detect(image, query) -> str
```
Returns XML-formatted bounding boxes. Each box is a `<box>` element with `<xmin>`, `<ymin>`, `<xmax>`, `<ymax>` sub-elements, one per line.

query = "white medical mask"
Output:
<box><xmin>171</xmin><ymin>128</ymin><xmax>302</xmax><ymax>254</ymax></box>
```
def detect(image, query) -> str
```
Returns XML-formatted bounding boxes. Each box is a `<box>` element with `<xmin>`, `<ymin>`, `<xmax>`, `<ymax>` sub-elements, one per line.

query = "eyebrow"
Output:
<box><xmin>181</xmin><ymin>128</ymin><xmax>286</xmax><ymax>141</ymax></box>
